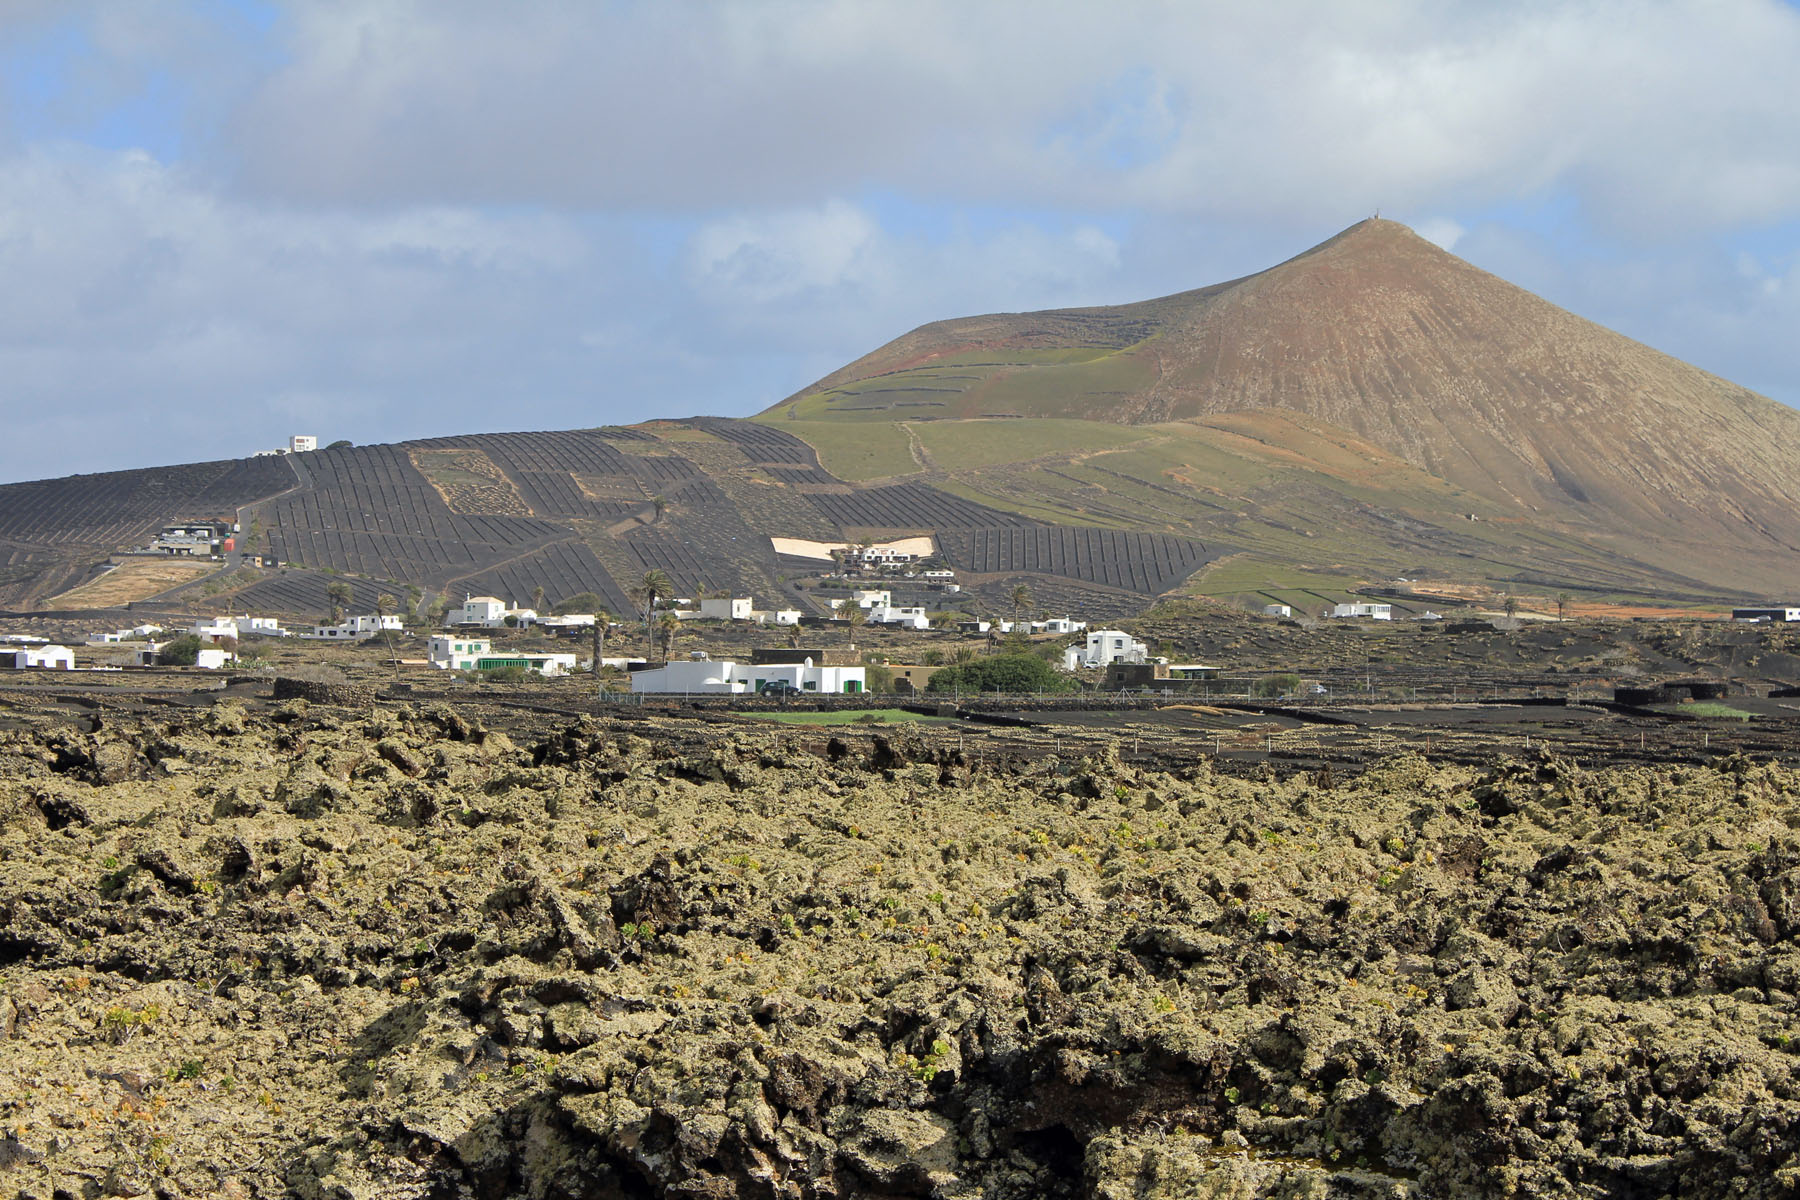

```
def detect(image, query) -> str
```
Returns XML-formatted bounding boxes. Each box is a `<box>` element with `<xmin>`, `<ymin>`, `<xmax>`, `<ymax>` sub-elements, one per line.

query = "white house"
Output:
<box><xmin>868</xmin><ymin>605</ymin><xmax>931</xmax><ymax>630</ymax></box>
<box><xmin>447</xmin><ymin>595</ymin><xmax>510</xmax><ymax>627</ymax></box>
<box><xmin>1263</xmin><ymin>604</ymin><xmax>1293</xmax><ymax>618</ymax></box>
<box><xmin>135</xmin><ymin>643</ymin><xmax>231</xmax><ymax>668</ymax></box>
<box><xmin>628</xmin><ymin>658</ymin><xmax>866</xmax><ymax>695</ymax></box>
<box><xmin>1734</xmin><ymin>607</ymin><xmax>1800</xmax><ymax>622</ymax></box>
<box><xmin>192</xmin><ymin>617</ymin><xmax>240</xmax><ymax>644</ymax></box>
<box><xmin>5</xmin><ymin>645</ymin><xmax>73</xmax><ymax>670</ymax></box>
<box><xmin>237</xmin><ymin>616</ymin><xmax>286</xmax><ymax>637</ymax></box>
<box><xmin>848</xmin><ymin>589</ymin><xmax>891</xmax><ymax>609</ymax></box>
<box><xmin>921</xmin><ymin>569</ymin><xmax>956</xmax><ymax>582</ymax></box>
<box><xmin>537</xmin><ymin>614</ymin><xmax>597</xmax><ymax>632</ymax></box>
<box><xmin>749</xmin><ymin>608</ymin><xmax>803</xmax><ymax>626</ymax></box>
<box><xmin>1063</xmin><ymin>630</ymin><xmax>1149</xmax><ymax>670</ymax></box>
<box><xmin>1038</xmin><ymin>617</ymin><xmax>1086</xmax><ymax>635</ymax></box>
<box><xmin>303</xmin><ymin>613</ymin><xmax>404</xmax><ymax>640</ymax></box>
<box><xmin>1330</xmin><ymin>603</ymin><xmax>1393</xmax><ymax>621</ymax></box>
<box><xmin>699</xmin><ymin>596</ymin><xmax>754</xmax><ymax>621</ymax></box>
<box><xmin>429</xmin><ymin>635</ymin><xmax>492</xmax><ymax>670</ymax></box>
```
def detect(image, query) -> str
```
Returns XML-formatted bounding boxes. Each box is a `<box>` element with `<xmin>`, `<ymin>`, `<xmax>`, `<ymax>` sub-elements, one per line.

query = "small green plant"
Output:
<box><xmin>1152</xmin><ymin>993</ymin><xmax>1176</xmax><ymax>1013</ymax></box>
<box><xmin>1224</xmin><ymin>1086</ymin><xmax>1241</xmax><ymax>1104</ymax></box>
<box><xmin>168</xmin><ymin>1059</ymin><xmax>204</xmax><ymax>1082</ymax></box>
<box><xmin>101</xmin><ymin>1003</ymin><xmax>161</xmax><ymax>1044</ymax></box>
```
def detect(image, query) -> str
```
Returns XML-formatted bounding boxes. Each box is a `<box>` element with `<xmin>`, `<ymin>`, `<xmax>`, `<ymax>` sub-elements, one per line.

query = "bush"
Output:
<box><xmin>553</xmin><ymin>592</ymin><xmax>606</xmax><ymax>616</ymax></box>
<box><xmin>158</xmin><ymin>635</ymin><xmax>203</xmax><ymax>667</ymax></box>
<box><xmin>1253</xmin><ymin>672</ymin><xmax>1301</xmax><ymax>698</ymax></box>
<box><xmin>926</xmin><ymin>653</ymin><xmax>1077</xmax><ymax>694</ymax></box>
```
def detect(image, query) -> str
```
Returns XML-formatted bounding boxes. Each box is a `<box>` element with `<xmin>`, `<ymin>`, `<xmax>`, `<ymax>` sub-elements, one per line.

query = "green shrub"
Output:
<box><xmin>158</xmin><ymin>635</ymin><xmax>204</xmax><ymax>667</ymax></box>
<box><xmin>926</xmin><ymin>653</ymin><xmax>1076</xmax><ymax>694</ymax></box>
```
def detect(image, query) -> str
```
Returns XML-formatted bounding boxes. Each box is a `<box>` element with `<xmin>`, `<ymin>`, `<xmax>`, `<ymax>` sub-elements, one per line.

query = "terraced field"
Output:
<box><xmin>938</xmin><ymin>526</ymin><xmax>1220</xmax><ymax>595</ymax></box>
<box><xmin>1</xmin><ymin>418</ymin><xmax>1230</xmax><ymax>616</ymax></box>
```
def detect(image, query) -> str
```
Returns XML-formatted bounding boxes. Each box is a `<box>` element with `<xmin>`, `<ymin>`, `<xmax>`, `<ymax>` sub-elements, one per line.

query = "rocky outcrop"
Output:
<box><xmin>3</xmin><ymin>709</ymin><xmax>1800</xmax><ymax>1197</ymax></box>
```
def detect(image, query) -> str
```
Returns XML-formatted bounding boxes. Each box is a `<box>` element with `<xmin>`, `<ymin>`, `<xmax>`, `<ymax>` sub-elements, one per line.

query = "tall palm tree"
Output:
<box><xmin>1009</xmin><ymin>583</ymin><xmax>1032</xmax><ymax>631</ymax></box>
<box><xmin>531</xmin><ymin>585</ymin><xmax>546</xmax><ymax>616</ymax></box>
<box><xmin>374</xmin><ymin>592</ymin><xmax>400</xmax><ymax>678</ymax></box>
<box><xmin>656</xmin><ymin>611</ymin><xmax>681</xmax><ymax>663</ymax></box>
<box><xmin>589</xmin><ymin>608</ymin><xmax>612</xmax><ymax>691</ymax></box>
<box><xmin>634</xmin><ymin>570</ymin><xmax>674</xmax><ymax>657</ymax></box>
<box><xmin>326</xmin><ymin>580</ymin><xmax>353</xmax><ymax>624</ymax></box>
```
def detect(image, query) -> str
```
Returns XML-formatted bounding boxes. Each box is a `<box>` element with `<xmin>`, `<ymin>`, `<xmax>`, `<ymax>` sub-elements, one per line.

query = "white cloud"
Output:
<box><xmin>203</xmin><ymin>1</ymin><xmax>1800</xmax><ymax>238</ymax></box>
<box><xmin>1414</xmin><ymin>218</ymin><xmax>1466</xmax><ymax>252</ymax></box>
<box><xmin>688</xmin><ymin>201</ymin><xmax>881</xmax><ymax>306</ymax></box>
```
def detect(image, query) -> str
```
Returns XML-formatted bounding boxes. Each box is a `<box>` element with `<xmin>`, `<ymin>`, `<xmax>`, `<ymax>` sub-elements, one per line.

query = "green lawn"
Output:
<box><xmin>1660</xmin><ymin>701</ymin><xmax>1755</xmax><ymax>720</ymax></box>
<box><xmin>912</xmin><ymin>418</ymin><xmax>1153</xmax><ymax>471</ymax></box>
<box><xmin>758</xmin><ymin>419</ymin><xmax>919</xmax><ymax>481</ymax></box>
<box><xmin>742</xmin><ymin>708</ymin><xmax>949</xmax><ymax>725</ymax></box>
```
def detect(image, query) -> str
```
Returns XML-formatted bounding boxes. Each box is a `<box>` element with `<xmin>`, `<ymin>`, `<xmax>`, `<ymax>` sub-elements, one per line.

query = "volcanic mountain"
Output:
<box><xmin>769</xmin><ymin>219</ymin><xmax>1800</xmax><ymax>559</ymax></box>
<box><xmin>3</xmin><ymin>219</ymin><xmax>1798</xmax><ymax>619</ymax></box>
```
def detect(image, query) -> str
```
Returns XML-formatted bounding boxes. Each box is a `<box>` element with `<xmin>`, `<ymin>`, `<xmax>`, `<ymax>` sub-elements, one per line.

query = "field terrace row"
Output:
<box><xmin>0</xmin><ymin>456</ymin><xmax>294</xmax><ymax>546</ymax></box>
<box><xmin>938</xmin><ymin>526</ymin><xmax>1220</xmax><ymax>595</ymax></box>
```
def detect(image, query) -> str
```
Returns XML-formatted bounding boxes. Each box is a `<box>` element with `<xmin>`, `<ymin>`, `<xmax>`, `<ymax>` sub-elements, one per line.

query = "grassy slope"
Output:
<box><xmin>767</xmin><ymin>411</ymin><xmax>1751</xmax><ymax>607</ymax></box>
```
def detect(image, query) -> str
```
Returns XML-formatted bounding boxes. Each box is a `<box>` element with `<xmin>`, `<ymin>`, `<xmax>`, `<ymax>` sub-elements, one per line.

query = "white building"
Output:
<box><xmin>749</xmin><ymin>609</ymin><xmax>803</xmax><ymax>626</ymax></box>
<box><xmin>537</xmin><ymin>614</ymin><xmax>597</xmax><ymax>632</ymax></box>
<box><xmin>237</xmin><ymin>616</ymin><xmax>286</xmax><ymax>637</ymax></box>
<box><xmin>134</xmin><ymin>644</ymin><xmax>231</xmax><ymax>668</ymax></box>
<box><xmin>1330</xmin><ymin>603</ymin><xmax>1393</xmax><ymax>621</ymax></box>
<box><xmin>628</xmin><ymin>658</ymin><xmax>866</xmax><ymax>695</ymax></box>
<box><xmin>921</xmin><ymin>569</ymin><xmax>956</xmax><ymax>582</ymax></box>
<box><xmin>192</xmin><ymin>617</ymin><xmax>240</xmax><ymax>644</ymax></box>
<box><xmin>1263</xmin><ymin>604</ymin><xmax>1292</xmax><ymax>618</ymax></box>
<box><xmin>447</xmin><ymin>595</ymin><xmax>510</xmax><ymax>627</ymax></box>
<box><xmin>429</xmin><ymin>635</ymin><xmax>492</xmax><ymax>670</ymax></box>
<box><xmin>290</xmin><ymin>435</ymin><xmax>318</xmax><ymax>454</ymax></box>
<box><xmin>1038</xmin><ymin>617</ymin><xmax>1086</xmax><ymax>635</ymax></box>
<box><xmin>5</xmin><ymin>645</ymin><xmax>73</xmax><ymax>670</ymax></box>
<box><xmin>1062</xmin><ymin>630</ymin><xmax>1149</xmax><ymax>670</ymax></box>
<box><xmin>699</xmin><ymin>596</ymin><xmax>754</xmax><ymax>621</ymax></box>
<box><xmin>303</xmin><ymin>613</ymin><xmax>404</xmax><ymax>641</ymax></box>
<box><xmin>868</xmin><ymin>605</ymin><xmax>930</xmax><ymax>630</ymax></box>
<box><xmin>845</xmin><ymin>589</ymin><xmax>891</xmax><ymax>610</ymax></box>
<box><xmin>1734</xmin><ymin>607</ymin><xmax>1800</xmax><ymax>622</ymax></box>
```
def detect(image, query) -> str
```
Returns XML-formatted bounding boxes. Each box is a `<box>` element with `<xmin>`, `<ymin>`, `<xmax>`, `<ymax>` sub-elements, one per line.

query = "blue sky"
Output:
<box><xmin>1</xmin><ymin>0</ymin><xmax>1798</xmax><ymax>482</ymax></box>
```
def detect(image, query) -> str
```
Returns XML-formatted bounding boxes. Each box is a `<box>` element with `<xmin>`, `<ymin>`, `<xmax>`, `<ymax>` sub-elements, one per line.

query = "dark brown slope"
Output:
<box><xmin>770</xmin><ymin>220</ymin><xmax>1800</xmax><ymax>558</ymax></box>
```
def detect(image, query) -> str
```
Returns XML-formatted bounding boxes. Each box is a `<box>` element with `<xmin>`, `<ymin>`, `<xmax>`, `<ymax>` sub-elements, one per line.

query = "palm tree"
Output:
<box><xmin>1557</xmin><ymin>592</ymin><xmax>1572</xmax><ymax>621</ymax></box>
<box><xmin>1503</xmin><ymin>594</ymin><xmax>1519</xmax><ymax>620</ymax></box>
<box><xmin>656</xmin><ymin>611</ymin><xmax>681</xmax><ymax>663</ymax></box>
<box><xmin>326</xmin><ymin>580</ymin><xmax>353</xmax><ymax>624</ymax></box>
<box><xmin>1009</xmin><ymin>583</ymin><xmax>1032</xmax><ymax>631</ymax></box>
<box><xmin>844</xmin><ymin>604</ymin><xmax>868</xmax><ymax>629</ymax></box>
<box><xmin>531</xmin><ymin>585</ymin><xmax>546</xmax><ymax>616</ymax></box>
<box><xmin>634</xmin><ymin>570</ymin><xmax>674</xmax><ymax>657</ymax></box>
<box><xmin>374</xmin><ymin>592</ymin><xmax>400</xmax><ymax>678</ymax></box>
<box><xmin>786</xmin><ymin>624</ymin><xmax>804</xmax><ymax>649</ymax></box>
<box><xmin>589</xmin><ymin>608</ymin><xmax>612</xmax><ymax>691</ymax></box>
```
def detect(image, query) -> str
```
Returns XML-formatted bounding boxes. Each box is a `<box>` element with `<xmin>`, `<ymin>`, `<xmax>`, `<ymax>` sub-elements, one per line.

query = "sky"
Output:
<box><xmin>1</xmin><ymin>0</ymin><xmax>1798</xmax><ymax>483</ymax></box>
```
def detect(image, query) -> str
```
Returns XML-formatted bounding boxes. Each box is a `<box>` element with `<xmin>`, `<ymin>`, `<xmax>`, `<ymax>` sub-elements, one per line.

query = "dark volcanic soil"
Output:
<box><xmin>4</xmin><ymin>700</ymin><xmax>1800</xmax><ymax>1198</ymax></box>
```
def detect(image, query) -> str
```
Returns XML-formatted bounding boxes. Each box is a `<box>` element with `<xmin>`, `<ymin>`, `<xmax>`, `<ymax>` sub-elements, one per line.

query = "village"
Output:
<box><xmin>12</xmin><ymin>527</ymin><xmax>1800</xmax><ymax>705</ymax></box>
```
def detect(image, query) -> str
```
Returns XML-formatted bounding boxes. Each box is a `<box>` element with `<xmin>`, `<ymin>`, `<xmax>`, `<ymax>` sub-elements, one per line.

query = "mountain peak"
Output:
<box><xmin>767</xmin><ymin>218</ymin><xmax>1800</xmax><ymax>567</ymax></box>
